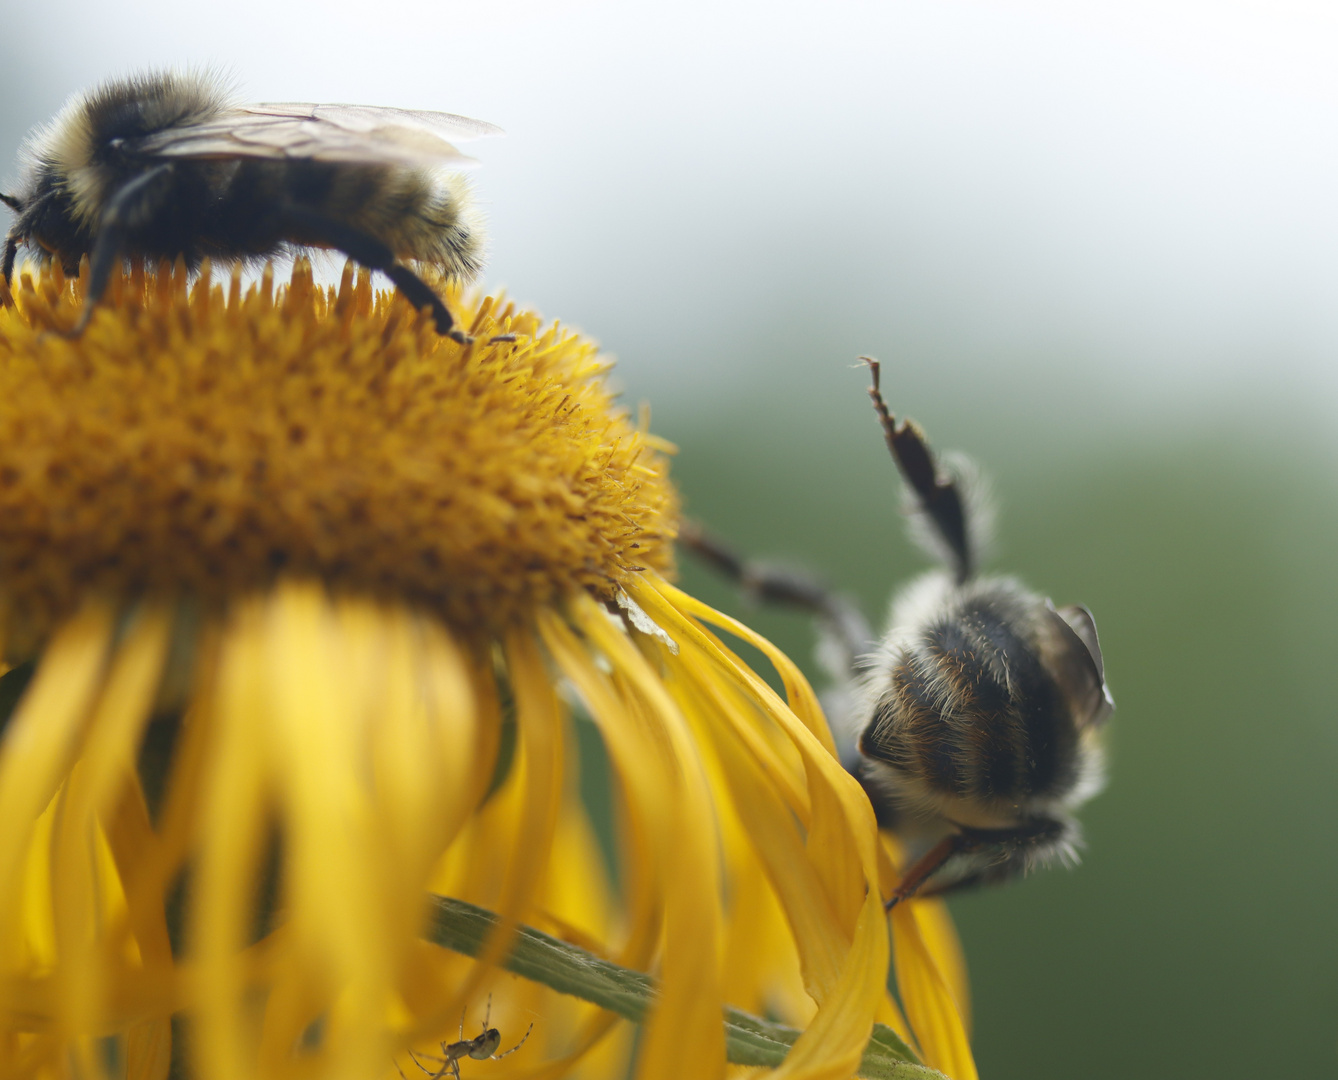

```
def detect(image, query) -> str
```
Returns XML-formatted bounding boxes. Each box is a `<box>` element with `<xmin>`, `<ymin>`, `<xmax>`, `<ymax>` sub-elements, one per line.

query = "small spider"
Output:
<box><xmin>400</xmin><ymin>997</ymin><xmax>533</xmax><ymax>1080</ymax></box>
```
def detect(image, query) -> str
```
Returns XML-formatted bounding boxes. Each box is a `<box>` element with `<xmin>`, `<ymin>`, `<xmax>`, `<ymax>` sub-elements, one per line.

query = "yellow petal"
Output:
<box><xmin>880</xmin><ymin>837</ymin><xmax>976</xmax><ymax>1080</ymax></box>
<box><xmin>546</xmin><ymin>598</ymin><xmax>729</xmax><ymax>1080</ymax></box>
<box><xmin>629</xmin><ymin>577</ymin><xmax>888</xmax><ymax>1080</ymax></box>
<box><xmin>0</xmin><ymin>601</ymin><xmax>116</xmax><ymax>970</ymax></box>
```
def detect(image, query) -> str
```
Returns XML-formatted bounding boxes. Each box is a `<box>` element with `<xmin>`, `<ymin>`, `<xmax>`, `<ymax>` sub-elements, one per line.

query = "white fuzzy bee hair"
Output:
<box><xmin>680</xmin><ymin>357</ymin><xmax>1114</xmax><ymax>904</ymax></box>
<box><xmin>902</xmin><ymin>449</ymin><xmax>995</xmax><ymax>573</ymax></box>
<box><xmin>2</xmin><ymin>69</ymin><xmax>500</xmax><ymax>342</ymax></box>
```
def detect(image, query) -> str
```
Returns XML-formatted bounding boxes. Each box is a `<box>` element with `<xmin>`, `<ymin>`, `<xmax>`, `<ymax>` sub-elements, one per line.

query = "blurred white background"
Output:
<box><xmin>4</xmin><ymin>0</ymin><xmax>1338</xmax><ymax>442</ymax></box>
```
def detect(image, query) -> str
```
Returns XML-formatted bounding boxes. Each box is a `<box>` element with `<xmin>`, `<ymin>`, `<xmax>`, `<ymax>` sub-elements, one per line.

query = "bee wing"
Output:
<box><xmin>1046</xmin><ymin>603</ymin><xmax>1116</xmax><ymax>727</ymax></box>
<box><xmin>252</xmin><ymin>103</ymin><xmax>504</xmax><ymax>142</ymax></box>
<box><xmin>130</xmin><ymin>104</ymin><xmax>503</xmax><ymax>168</ymax></box>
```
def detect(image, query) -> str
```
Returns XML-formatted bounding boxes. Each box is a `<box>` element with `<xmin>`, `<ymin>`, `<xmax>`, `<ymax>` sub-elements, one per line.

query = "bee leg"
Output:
<box><xmin>913</xmin><ymin>858</ymin><xmax>1026</xmax><ymax>899</ymax></box>
<box><xmin>274</xmin><ymin>205</ymin><xmax>472</xmax><ymax>344</ymax></box>
<box><xmin>5</xmin><ymin>191</ymin><xmax>38</xmax><ymax>289</ymax></box>
<box><xmin>858</xmin><ymin>356</ymin><xmax>972</xmax><ymax>583</ymax></box>
<box><xmin>885</xmin><ymin>834</ymin><xmax>971</xmax><ymax>909</ymax></box>
<box><xmin>69</xmin><ymin>163</ymin><xmax>176</xmax><ymax>337</ymax></box>
<box><xmin>383</xmin><ymin>263</ymin><xmax>471</xmax><ymax>344</ymax></box>
<box><xmin>2</xmin><ymin>234</ymin><xmax>16</xmax><ymax>289</ymax></box>
<box><xmin>885</xmin><ymin>818</ymin><xmax>1070</xmax><ymax>907</ymax></box>
<box><xmin>677</xmin><ymin>518</ymin><xmax>873</xmax><ymax>681</ymax></box>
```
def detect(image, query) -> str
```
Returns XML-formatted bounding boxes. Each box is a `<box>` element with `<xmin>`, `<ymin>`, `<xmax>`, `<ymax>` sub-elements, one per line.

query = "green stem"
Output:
<box><xmin>425</xmin><ymin>895</ymin><xmax>948</xmax><ymax>1080</ymax></box>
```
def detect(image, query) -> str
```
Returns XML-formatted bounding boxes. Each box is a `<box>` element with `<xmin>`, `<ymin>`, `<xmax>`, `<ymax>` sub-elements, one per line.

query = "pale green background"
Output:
<box><xmin>3</xmin><ymin>3</ymin><xmax>1337</xmax><ymax>1075</ymax></box>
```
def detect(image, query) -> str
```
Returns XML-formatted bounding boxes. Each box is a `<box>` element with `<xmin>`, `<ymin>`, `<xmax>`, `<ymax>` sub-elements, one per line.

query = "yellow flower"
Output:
<box><xmin>0</xmin><ymin>260</ymin><xmax>975</xmax><ymax>1080</ymax></box>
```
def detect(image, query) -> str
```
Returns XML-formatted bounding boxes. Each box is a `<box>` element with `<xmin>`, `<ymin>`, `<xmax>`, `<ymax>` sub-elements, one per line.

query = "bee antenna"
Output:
<box><xmin>0</xmin><ymin>193</ymin><xmax>21</xmax><ymax>213</ymax></box>
<box><xmin>858</xmin><ymin>356</ymin><xmax>973</xmax><ymax>583</ymax></box>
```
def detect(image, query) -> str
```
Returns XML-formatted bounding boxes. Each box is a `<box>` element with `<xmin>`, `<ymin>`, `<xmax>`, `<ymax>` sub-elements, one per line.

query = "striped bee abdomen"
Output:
<box><xmin>861</xmin><ymin>580</ymin><xmax>1083</xmax><ymax>806</ymax></box>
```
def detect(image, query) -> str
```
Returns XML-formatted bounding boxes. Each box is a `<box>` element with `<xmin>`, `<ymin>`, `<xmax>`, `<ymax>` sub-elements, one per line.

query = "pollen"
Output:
<box><xmin>0</xmin><ymin>259</ymin><xmax>675</xmax><ymax>649</ymax></box>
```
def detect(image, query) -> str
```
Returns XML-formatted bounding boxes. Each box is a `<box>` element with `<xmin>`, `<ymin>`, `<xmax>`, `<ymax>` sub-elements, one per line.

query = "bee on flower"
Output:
<box><xmin>0</xmin><ymin>160</ymin><xmax>976</xmax><ymax>1080</ymax></box>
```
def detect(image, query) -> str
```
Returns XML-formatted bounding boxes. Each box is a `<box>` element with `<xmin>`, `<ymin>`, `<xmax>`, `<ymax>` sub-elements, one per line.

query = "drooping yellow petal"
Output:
<box><xmin>51</xmin><ymin>606</ymin><xmax>171</xmax><ymax>1063</ymax></box>
<box><xmin>0</xmin><ymin>602</ymin><xmax>116</xmax><ymax>971</ymax></box>
<box><xmin>195</xmin><ymin>598</ymin><xmax>273</xmax><ymax>1080</ymax></box>
<box><xmin>880</xmin><ymin>838</ymin><xmax>976</xmax><ymax>1080</ymax></box>
<box><xmin>263</xmin><ymin>583</ymin><xmax>394</xmax><ymax>1079</ymax></box>
<box><xmin>911</xmin><ymin>900</ymin><xmax>971</xmax><ymax>1038</ymax></box>
<box><xmin>0</xmin><ymin>262</ymin><xmax>979</xmax><ymax>1080</ymax></box>
<box><xmin>627</xmin><ymin>576</ymin><xmax>890</xmax><ymax>1080</ymax></box>
<box><xmin>125</xmin><ymin>1015</ymin><xmax>172</xmax><ymax>1080</ymax></box>
<box><xmin>639</xmin><ymin>579</ymin><xmax>873</xmax><ymax>930</ymax></box>
<box><xmin>541</xmin><ymin>600</ymin><xmax>727</xmax><ymax>1080</ymax></box>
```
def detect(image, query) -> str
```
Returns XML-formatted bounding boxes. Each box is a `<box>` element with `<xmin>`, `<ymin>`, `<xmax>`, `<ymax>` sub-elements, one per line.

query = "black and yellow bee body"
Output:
<box><xmin>2</xmin><ymin>71</ymin><xmax>497</xmax><ymax>341</ymax></box>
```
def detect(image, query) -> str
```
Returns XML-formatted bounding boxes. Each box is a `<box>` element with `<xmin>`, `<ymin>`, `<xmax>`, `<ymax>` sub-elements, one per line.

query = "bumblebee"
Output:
<box><xmin>1</xmin><ymin>70</ymin><xmax>499</xmax><ymax>342</ymax></box>
<box><xmin>682</xmin><ymin>359</ymin><xmax>1114</xmax><ymax>904</ymax></box>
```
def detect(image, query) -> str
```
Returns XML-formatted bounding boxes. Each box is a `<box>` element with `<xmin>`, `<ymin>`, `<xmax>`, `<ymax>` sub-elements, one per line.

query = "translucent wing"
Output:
<box><xmin>252</xmin><ymin>103</ymin><xmax>503</xmax><ymax>141</ymax></box>
<box><xmin>130</xmin><ymin>103</ymin><xmax>503</xmax><ymax>168</ymax></box>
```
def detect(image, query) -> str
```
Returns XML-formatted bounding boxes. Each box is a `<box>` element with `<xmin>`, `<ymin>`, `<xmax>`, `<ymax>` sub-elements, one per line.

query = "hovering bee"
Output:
<box><xmin>1</xmin><ymin>70</ymin><xmax>499</xmax><ymax>342</ymax></box>
<box><xmin>681</xmin><ymin>358</ymin><xmax>1114</xmax><ymax>905</ymax></box>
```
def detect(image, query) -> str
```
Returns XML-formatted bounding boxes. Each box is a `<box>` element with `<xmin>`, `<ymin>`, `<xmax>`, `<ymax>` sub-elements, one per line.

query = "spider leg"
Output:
<box><xmin>403</xmin><ymin>1047</ymin><xmax>452</xmax><ymax>1080</ymax></box>
<box><xmin>489</xmin><ymin>1022</ymin><xmax>534</xmax><ymax>1060</ymax></box>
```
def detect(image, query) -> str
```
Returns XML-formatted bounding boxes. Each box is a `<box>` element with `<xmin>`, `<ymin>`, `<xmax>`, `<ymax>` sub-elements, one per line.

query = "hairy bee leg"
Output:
<box><xmin>275</xmin><ymin>204</ymin><xmax>472</xmax><ymax>344</ymax></box>
<box><xmin>677</xmin><ymin>518</ymin><xmax>873</xmax><ymax>675</ymax></box>
<box><xmin>885</xmin><ymin>834</ymin><xmax>969</xmax><ymax>909</ymax></box>
<box><xmin>68</xmin><ymin>163</ymin><xmax>177</xmax><ymax>337</ymax></box>
<box><xmin>383</xmin><ymin>263</ymin><xmax>471</xmax><ymax>344</ymax></box>
<box><xmin>4</xmin><ymin>189</ymin><xmax>40</xmax><ymax>289</ymax></box>
<box><xmin>914</xmin><ymin>860</ymin><xmax>1026</xmax><ymax>899</ymax></box>
<box><xmin>2</xmin><ymin>234</ymin><xmax>16</xmax><ymax>288</ymax></box>
<box><xmin>859</xmin><ymin>356</ymin><xmax>972</xmax><ymax>584</ymax></box>
<box><xmin>885</xmin><ymin>818</ymin><xmax>1069</xmax><ymax>908</ymax></box>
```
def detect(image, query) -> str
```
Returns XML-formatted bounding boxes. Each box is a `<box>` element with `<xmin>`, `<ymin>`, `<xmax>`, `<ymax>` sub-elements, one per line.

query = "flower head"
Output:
<box><xmin>0</xmin><ymin>261</ymin><xmax>975</xmax><ymax>1079</ymax></box>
